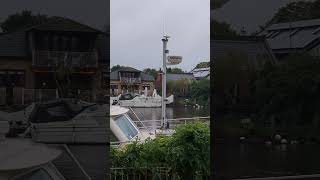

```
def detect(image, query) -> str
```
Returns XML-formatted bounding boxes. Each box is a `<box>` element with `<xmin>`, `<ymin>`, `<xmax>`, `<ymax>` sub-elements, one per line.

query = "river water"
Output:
<box><xmin>214</xmin><ymin>142</ymin><xmax>320</xmax><ymax>179</ymax></box>
<box><xmin>130</xmin><ymin>106</ymin><xmax>210</xmax><ymax>129</ymax></box>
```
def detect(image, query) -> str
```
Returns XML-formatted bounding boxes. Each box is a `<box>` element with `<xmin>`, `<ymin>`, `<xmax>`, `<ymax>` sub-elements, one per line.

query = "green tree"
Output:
<box><xmin>263</xmin><ymin>0</ymin><xmax>320</xmax><ymax>28</ymax></box>
<box><xmin>111</xmin><ymin>65</ymin><xmax>124</xmax><ymax>72</ymax></box>
<box><xmin>211</xmin><ymin>20</ymin><xmax>239</xmax><ymax>39</ymax></box>
<box><xmin>195</xmin><ymin>62</ymin><xmax>210</xmax><ymax>69</ymax></box>
<box><xmin>190</xmin><ymin>79</ymin><xmax>210</xmax><ymax>106</ymax></box>
<box><xmin>212</xmin><ymin>0</ymin><xmax>230</xmax><ymax>9</ymax></box>
<box><xmin>254</xmin><ymin>54</ymin><xmax>320</xmax><ymax>135</ymax></box>
<box><xmin>167</xmin><ymin>67</ymin><xmax>184</xmax><ymax>74</ymax></box>
<box><xmin>1</xmin><ymin>10</ymin><xmax>50</xmax><ymax>32</ymax></box>
<box><xmin>143</xmin><ymin>68</ymin><xmax>158</xmax><ymax>78</ymax></box>
<box><xmin>167</xmin><ymin>78</ymin><xmax>192</xmax><ymax>97</ymax></box>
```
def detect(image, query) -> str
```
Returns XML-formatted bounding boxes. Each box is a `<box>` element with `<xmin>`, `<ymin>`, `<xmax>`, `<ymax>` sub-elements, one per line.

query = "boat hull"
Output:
<box><xmin>116</xmin><ymin>95</ymin><xmax>174</xmax><ymax>107</ymax></box>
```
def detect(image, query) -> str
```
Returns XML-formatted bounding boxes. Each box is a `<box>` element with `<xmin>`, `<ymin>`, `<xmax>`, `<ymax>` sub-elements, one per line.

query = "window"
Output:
<box><xmin>114</xmin><ymin>114</ymin><xmax>139</xmax><ymax>140</ymax></box>
<box><xmin>0</xmin><ymin>70</ymin><xmax>25</xmax><ymax>87</ymax></box>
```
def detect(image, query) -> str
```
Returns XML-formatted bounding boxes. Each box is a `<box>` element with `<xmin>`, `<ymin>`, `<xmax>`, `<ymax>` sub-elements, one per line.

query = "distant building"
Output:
<box><xmin>110</xmin><ymin>67</ymin><xmax>155</xmax><ymax>96</ymax></box>
<box><xmin>260</xmin><ymin>18</ymin><xmax>320</xmax><ymax>59</ymax></box>
<box><xmin>211</xmin><ymin>36</ymin><xmax>276</xmax><ymax>108</ymax></box>
<box><xmin>0</xmin><ymin>17</ymin><xmax>109</xmax><ymax>105</ymax></box>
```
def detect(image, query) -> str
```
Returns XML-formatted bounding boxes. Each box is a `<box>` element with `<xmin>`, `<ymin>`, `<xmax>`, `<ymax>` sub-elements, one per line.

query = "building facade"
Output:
<box><xmin>110</xmin><ymin>67</ymin><xmax>155</xmax><ymax>96</ymax></box>
<box><xmin>0</xmin><ymin>17</ymin><xmax>109</xmax><ymax>105</ymax></box>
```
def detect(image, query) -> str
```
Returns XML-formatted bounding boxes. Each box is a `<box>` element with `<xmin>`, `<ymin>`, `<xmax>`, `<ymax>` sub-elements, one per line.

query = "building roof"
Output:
<box><xmin>266</xmin><ymin>19</ymin><xmax>320</xmax><ymax>31</ymax></box>
<box><xmin>261</xmin><ymin>18</ymin><xmax>320</xmax><ymax>51</ymax></box>
<box><xmin>27</xmin><ymin>17</ymin><xmax>102</xmax><ymax>33</ymax></box>
<box><xmin>0</xmin><ymin>17</ymin><xmax>107</xmax><ymax>58</ymax></box>
<box><xmin>110</xmin><ymin>67</ymin><xmax>155</xmax><ymax>81</ymax></box>
<box><xmin>116</xmin><ymin>66</ymin><xmax>141</xmax><ymax>73</ymax></box>
<box><xmin>211</xmin><ymin>37</ymin><xmax>277</xmax><ymax>67</ymax></box>
<box><xmin>167</xmin><ymin>73</ymin><xmax>195</xmax><ymax>81</ymax></box>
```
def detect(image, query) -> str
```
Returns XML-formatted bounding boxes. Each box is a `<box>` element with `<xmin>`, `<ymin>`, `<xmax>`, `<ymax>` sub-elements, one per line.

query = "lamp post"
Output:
<box><xmin>161</xmin><ymin>35</ymin><xmax>182</xmax><ymax>129</ymax></box>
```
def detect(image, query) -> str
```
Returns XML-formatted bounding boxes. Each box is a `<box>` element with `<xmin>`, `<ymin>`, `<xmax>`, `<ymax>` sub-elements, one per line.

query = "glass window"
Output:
<box><xmin>114</xmin><ymin>115</ymin><xmax>138</xmax><ymax>140</ymax></box>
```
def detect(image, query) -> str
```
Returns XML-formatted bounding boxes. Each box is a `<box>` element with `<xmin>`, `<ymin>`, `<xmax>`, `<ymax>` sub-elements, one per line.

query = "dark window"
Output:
<box><xmin>72</xmin><ymin>36</ymin><xmax>79</xmax><ymax>51</ymax></box>
<box><xmin>0</xmin><ymin>70</ymin><xmax>25</xmax><ymax>87</ymax></box>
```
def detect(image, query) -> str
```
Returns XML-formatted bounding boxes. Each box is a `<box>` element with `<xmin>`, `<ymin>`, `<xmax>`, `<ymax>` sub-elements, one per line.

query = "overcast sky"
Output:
<box><xmin>0</xmin><ymin>0</ymin><xmax>108</xmax><ymax>31</ymax></box>
<box><xmin>111</xmin><ymin>0</ymin><xmax>210</xmax><ymax>72</ymax></box>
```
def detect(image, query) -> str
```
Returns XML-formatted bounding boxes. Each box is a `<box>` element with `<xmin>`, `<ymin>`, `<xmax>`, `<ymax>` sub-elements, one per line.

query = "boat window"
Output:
<box><xmin>114</xmin><ymin>115</ymin><xmax>138</xmax><ymax>140</ymax></box>
<box><xmin>12</xmin><ymin>168</ymin><xmax>54</xmax><ymax>180</ymax></box>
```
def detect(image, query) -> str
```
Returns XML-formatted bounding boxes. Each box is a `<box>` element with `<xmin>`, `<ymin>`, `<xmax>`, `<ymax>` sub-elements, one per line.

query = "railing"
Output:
<box><xmin>110</xmin><ymin>167</ymin><xmax>209</xmax><ymax>180</ymax></box>
<box><xmin>0</xmin><ymin>88</ymin><xmax>106</xmax><ymax>105</ymax></box>
<box><xmin>32</xmin><ymin>50</ymin><xmax>98</xmax><ymax>68</ymax></box>
<box><xmin>110</xmin><ymin>116</ymin><xmax>210</xmax><ymax>147</ymax></box>
<box><xmin>133</xmin><ymin>116</ymin><xmax>210</xmax><ymax>130</ymax></box>
<box><xmin>120</xmin><ymin>77</ymin><xmax>141</xmax><ymax>84</ymax></box>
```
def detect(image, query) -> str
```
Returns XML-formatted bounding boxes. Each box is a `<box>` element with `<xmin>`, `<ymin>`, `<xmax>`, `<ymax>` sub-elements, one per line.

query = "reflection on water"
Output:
<box><xmin>132</xmin><ymin>106</ymin><xmax>209</xmax><ymax>120</ymax></box>
<box><xmin>130</xmin><ymin>106</ymin><xmax>209</xmax><ymax>129</ymax></box>
<box><xmin>214</xmin><ymin>143</ymin><xmax>320</xmax><ymax>179</ymax></box>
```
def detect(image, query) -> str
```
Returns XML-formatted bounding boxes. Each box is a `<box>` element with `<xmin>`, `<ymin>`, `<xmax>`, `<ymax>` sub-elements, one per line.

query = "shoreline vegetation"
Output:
<box><xmin>111</xmin><ymin>122</ymin><xmax>210</xmax><ymax>179</ymax></box>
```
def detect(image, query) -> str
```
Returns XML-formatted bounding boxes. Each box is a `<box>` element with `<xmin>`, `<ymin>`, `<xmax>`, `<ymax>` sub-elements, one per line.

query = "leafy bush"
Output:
<box><xmin>111</xmin><ymin>122</ymin><xmax>210</xmax><ymax>178</ymax></box>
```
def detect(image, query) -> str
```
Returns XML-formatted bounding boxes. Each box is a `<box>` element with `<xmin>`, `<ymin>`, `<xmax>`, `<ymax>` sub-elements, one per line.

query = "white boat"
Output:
<box><xmin>110</xmin><ymin>105</ymin><xmax>155</xmax><ymax>144</ymax></box>
<box><xmin>0</xmin><ymin>99</ymin><xmax>107</xmax><ymax>144</ymax></box>
<box><xmin>111</xmin><ymin>89</ymin><xmax>174</xmax><ymax>108</ymax></box>
<box><xmin>0</xmin><ymin>99</ymin><xmax>108</xmax><ymax>179</ymax></box>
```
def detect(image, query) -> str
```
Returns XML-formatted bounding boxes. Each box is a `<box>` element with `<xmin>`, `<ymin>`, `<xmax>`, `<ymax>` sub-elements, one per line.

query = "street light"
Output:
<box><xmin>161</xmin><ymin>36</ymin><xmax>182</xmax><ymax>129</ymax></box>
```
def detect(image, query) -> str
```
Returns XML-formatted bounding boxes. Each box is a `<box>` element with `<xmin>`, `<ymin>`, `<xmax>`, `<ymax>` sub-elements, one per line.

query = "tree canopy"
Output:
<box><xmin>1</xmin><ymin>10</ymin><xmax>51</xmax><ymax>32</ymax></box>
<box><xmin>111</xmin><ymin>65</ymin><xmax>125</xmax><ymax>72</ymax></box>
<box><xmin>167</xmin><ymin>67</ymin><xmax>185</xmax><ymax>74</ymax></box>
<box><xmin>264</xmin><ymin>0</ymin><xmax>320</xmax><ymax>27</ymax></box>
<box><xmin>212</xmin><ymin>0</ymin><xmax>230</xmax><ymax>10</ymax></box>
<box><xmin>195</xmin><ymin>62</ymin><xmax>210</xmax><ymax>69</ymax></box>
<box><xmin>142</xmin><ymin>68</ymin><xmax>159</xmax><ymax>78</ymax></box>
<box><xmin>211</xmin><ymin>20</ymin><xmax>239</xmax><ymax>39</ymax></box>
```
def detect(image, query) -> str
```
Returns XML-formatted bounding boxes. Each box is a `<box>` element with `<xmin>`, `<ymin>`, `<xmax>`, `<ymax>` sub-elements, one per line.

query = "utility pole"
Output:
<box><xmin>161</xmin><ymin>35</ymin><xmax>169</xmax><ymax>128</ymax></box>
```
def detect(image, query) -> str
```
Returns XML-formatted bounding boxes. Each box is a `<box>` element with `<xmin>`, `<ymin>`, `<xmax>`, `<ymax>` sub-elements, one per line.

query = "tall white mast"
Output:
<box><xmin>161</xmin><ymin>35</ymin><xmax>169</xmax><ymax>128</ymax></box>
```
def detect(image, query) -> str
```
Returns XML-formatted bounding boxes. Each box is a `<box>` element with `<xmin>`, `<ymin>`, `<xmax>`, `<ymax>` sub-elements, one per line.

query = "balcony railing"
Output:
<box><xmin>120</xmin><ymin>77</ymin><xmax>141</xmax><ymax>84</ymax></box>
<box><xmin>32</xmin><ymin>50</ymin><xmax>98</xmax><ymax>68</ymax></box>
